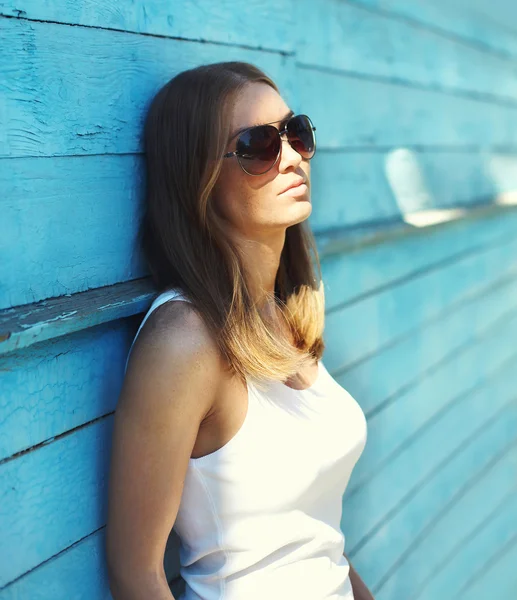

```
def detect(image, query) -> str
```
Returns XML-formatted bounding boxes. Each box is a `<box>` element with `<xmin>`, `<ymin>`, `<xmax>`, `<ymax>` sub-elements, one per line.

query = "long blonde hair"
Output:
<box><xmin>140</xmin><ymin>61</ymin><xmax>325</xmax><ymax>390</ymax></box>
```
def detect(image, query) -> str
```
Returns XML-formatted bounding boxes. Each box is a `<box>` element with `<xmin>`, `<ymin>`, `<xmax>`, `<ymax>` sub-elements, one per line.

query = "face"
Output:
<box><xmin>210</xmin><ymin>83</ymin><xmax>313</xmax><ymax>240</ymax></box>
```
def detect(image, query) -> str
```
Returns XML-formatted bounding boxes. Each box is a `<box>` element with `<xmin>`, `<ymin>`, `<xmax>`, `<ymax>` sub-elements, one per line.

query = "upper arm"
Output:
<box><xmin>105</xmin><ymin>301</ymin><xmax>222</xmax><ymax>580</ymax></box>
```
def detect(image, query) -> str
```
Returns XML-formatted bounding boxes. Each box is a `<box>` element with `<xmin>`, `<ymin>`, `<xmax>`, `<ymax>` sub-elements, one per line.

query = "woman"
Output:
<box><xmin>106</xmin><ymin>61</ymin><xmax>373</xmax><ymax>600</ymax></box>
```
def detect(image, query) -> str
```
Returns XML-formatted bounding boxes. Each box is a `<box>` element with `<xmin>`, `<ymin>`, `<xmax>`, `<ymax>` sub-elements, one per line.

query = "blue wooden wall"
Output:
<box><xmin>1</xmin><ymin>1</ymin><xmax>517</xmax><ymax>598</ymax></box>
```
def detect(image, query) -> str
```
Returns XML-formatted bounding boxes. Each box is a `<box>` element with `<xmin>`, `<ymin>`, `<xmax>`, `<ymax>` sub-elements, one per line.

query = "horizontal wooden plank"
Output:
<box><xmin>460</xmin><ymin>531</ymin><xmax>517</xmax><ymax>600</ymax></box>
<box><xmin>310</xmin><ymin>150</ymin><xmax>517</xmax><ymax>231</ymax></box>
<box><xmin>346</xmin><ymin>401</ymin><xmax>517</xmax><ymax>590</ymax></box>
<box><xmin>416</xmin><ymin>491</ymin><xmax>517</xmax><ymax>600</ymax></box>
<box><xmin>2</xmin><ymin>202</ymin><xmax>517</xmax><ymax>346</ymax></box>
<box><xmin>321</xmin><ymin>206</ymin><xmax>517</xmax><ymax>310</ymax></box>
<box><xmin>0</xmin><ymin>525</ymin><xmax>181</xmax><ymax>599</ymax></box>
<box><xmin>0</xmin><ymin>528</ymin><xmax>111</xmax><ymax>600</ymax></box>
<box><xmin>298</xmin><ymin>66</ymin><xmax>517</xmax><ymax>150</ymax></box>
<box><xmin>2</xmin><ymin>151</ymin><xmax>516</xmax><ymax>310</ymax></box>
<box><xmin>378</xmin><ymin>450</ymin><xmax>517</xmax><ymax>598</ymax></box>
<box><xmin>339</xmin><ymin>270</ymin><xmax>517</xmax><ymax>420</ymax></box>
<box><xmin>323</xmin><ymin>231</ymin><xmax>517</xmax><ymax>373</ymax></box>
<box><xmin>0</xmin><ymin>417</ymin><xmax>113</xmax><ymax>587</ymax></box>
<box><xmin>345</xmin><ymin>278</ymin><xmax>517</xmax><ymax>488</ymax></box>
<box><xmin>342</xmin><ymin>315</ymin><xmax>517</xmax><ymax>547</ymax></box>
<box><xmin>348</xmin><ymin>0</ymin><xmax>517</xmax><ymax>59</ymax></box>
<box><xmin>297</xmin><ymin>0</ymin><xmax>517</xmax><ymax>104</ymax></box>
<box><xmin>0</xmin><ymin>17</ymin><xmax>295</xmax><ymax>158</ymax></box>
<box><xmin>0</xmin><ymin>316</ymin><xmax>136</xmax><ymax>460</ymax></box>
<box><xmin>3</xmin><ymin>151</ymin><xmax>516</xmax><ymax>310</ymax></box>
<box><xmin>0</xmin><ymin>278</ymin><xmax>155</xmax><ymax>354</ymax></box>
<box><xmin>3</xmin><ymin>16</ymin><xmax>517</xmax><ymax>158</ymax></box>
<box><xmin>0</xmin><ymin>0</ymin><xmax>293</xmax><ymax>53</ymax></box>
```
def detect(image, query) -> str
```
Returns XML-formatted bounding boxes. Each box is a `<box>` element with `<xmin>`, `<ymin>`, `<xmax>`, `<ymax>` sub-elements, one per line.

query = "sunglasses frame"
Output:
<box><xmin>223</xmin><ymin>113</ymin><xmax>317</xmax><ymax>176</ymax></box>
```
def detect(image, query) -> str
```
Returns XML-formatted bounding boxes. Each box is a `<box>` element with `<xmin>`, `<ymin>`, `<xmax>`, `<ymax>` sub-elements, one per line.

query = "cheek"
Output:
<box><xmin>211</xmin><ymin>170</ymin><xmax>249</xmax><ymax>223</ymax></box>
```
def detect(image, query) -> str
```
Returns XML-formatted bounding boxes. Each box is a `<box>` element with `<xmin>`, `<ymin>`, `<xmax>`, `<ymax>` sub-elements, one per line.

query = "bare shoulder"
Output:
<box><xmin>121</xmin><ymin>298</ymin><xmax>223</xmax><ymax>421</ymax></box>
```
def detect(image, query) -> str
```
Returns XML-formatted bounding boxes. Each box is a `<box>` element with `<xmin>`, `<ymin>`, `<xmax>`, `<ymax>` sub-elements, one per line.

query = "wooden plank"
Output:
<box><xmin>416</xmin><ymin>492</ymin><xmax>517</xmax><ymax>599</ymax></box>
<box><xmin>323</xmin><ymin>232</ymin><xmax>517</xmax><ymax>373</ymax></box>
<box><xmin>342</xmin><ymin>316</ymin><xmax>517</xmax><ymax>549</ymax></box>
<box><xmin>461</xmin><ymin>533</ymin><xmax>517</xmax><ymax>600</ymax></box>
<box><xmin>339</xmin><ymin>273</ymin><xmax>517</xmax><ymax>420</ymax></box>
<box><xmin>0</xmin><ymin>528</ymin><xmax>112</xmax><ymax>600</ymax></box>
<box><xmin>345</xmin><ymin>283</ymin><xmax>517</xmax><ymax>491</ymax></box>
<box><xmin>378</xmin><ymin>448</ymin><xmax>517</xmax><ymax>598</ymax></box>
<box><xmin>347</xmin><ymin>0</ymin><xmax>517</xmax><ymax>59</ymax></box>
<box><xmin>0</xmin><ymin>526</ymin><xmax>182</xmax><ymax>599</ymax></box>
<box><xmin>297</xmin><ymin>66</ymin><xmax>517</xmax><ymax>150</ymax></box>
<box><xmin>297</xmin><ymin>0</ymin><xmax>517</xmax><ymax>104</ymax></box>
<box><xmin>3</xmin><ymin>17</ymin><xmax>517</xmax><ymax>159</ymax></box>
<box><xmin>0</xmin><ymin>278</ymin><xmax>155</xmax><ymax>354</ymax></box>
<box><xmin>2</xmin><ymin>205</ymin><xmax>517</xmax><ymax>351</ymax></box>
<box><xmin>321</xmin><ymin>207</ymin><xmax>517</xmax><ymax>310</ymax></box>
<box><xmin>311</xmin><ymin>150</ymin><xmax>517</xmax><ymax>231</ymax></box>
<box><xmin>346</xmin><ymin>401</ymin><xmax>517</xmax><ymax>590</ymax></box>
<box><xmin>0</xmin><ymin>0</ymin><xmax>293</xmax><ymax>53</ymax></box>
<box><xmin>2</xmin><ymin>149</ymin><xmax>517</xmax><ymax>309</ymax></box>
<box><xmin>0</xmin><ymin>317</ymin><xmax>135</xmax><ymax>460</ymax></box>
<box><xmin>0</xmin><ymin>417</ymin><xmax>114</xmax><ymax>587</ymax></box>
<box><xmin>0</xmin><ymin>18</ymin><xmax>295</xmax><ymax>158</ymax></box>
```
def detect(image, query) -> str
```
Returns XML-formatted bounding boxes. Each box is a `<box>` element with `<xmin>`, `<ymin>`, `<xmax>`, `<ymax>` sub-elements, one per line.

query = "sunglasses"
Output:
<box><xmin>223</xmin><ymin>113</ymin><xmax>317</xmax><ymax>176</ymax></box>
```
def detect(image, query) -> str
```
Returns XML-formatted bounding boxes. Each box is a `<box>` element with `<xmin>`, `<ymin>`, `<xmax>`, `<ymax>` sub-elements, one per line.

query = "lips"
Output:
<box><xmin>280</xmin><ymin>178</ymin><xmax>306</xmax><ymax>194</ymax></box>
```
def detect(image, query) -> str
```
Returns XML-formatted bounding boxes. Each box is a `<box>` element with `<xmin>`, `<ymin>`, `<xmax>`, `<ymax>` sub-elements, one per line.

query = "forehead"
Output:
<box><xmin>230</xmin><ymin>82</ymin><xmax>291</xmax><ymax>132</ymax></box>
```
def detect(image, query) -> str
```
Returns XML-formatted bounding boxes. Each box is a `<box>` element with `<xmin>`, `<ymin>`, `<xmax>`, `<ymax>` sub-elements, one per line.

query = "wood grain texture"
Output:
<box><xmin>2</xmin><ymin>0</ymin><xmax>517</xmax><ymax>598</ymax></box>
<box><xmin>2</xmin><ymin>150</ymin><xmax>516</xmax><ymax>308</ymax></box>
<box><xmin>0</xmin><ymin>18</ymin><xmax>295</xmax><ymax>158</ymax></box>
<box><xmin>0</xmin><ymin>0</ymin><xmax>294</xmax><ymax>53</ymax></box>
<box><xmin>297</xmin><ymin>0</ymin><xmax>517</xmax><ymax>103</ymax></box>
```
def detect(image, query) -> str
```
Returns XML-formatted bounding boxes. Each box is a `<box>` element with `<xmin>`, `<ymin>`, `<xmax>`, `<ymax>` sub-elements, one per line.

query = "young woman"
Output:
<box><xmin>106</xmin><ymin>61</ymin><xmax>373</xmax><ymax>600</ymax></box>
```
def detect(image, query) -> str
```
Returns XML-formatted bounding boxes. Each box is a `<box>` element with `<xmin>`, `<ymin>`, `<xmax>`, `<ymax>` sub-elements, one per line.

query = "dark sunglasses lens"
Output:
<box><xmin>287</xmin><ymin>115</ymin><xmax>316</xmax><ymax>159</ymax></box>
<box><xmin>236</xmin><ymin>125</ymin><xmax>280</xmax><ymax>175</ymax></box>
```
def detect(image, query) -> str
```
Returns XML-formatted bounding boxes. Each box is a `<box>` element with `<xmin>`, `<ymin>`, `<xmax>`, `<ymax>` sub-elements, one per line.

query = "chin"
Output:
<box><xmin>287</xmin><ymin>200</ymin><xmax>312</xmax><ymax>225</ymax></box>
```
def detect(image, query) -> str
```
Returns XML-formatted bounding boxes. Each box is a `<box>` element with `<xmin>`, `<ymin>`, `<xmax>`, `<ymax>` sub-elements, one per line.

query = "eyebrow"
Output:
<box><xmin>228</xmin><ymin>109</ymin><xmax>295</xmax><ymax>142</ymax></box>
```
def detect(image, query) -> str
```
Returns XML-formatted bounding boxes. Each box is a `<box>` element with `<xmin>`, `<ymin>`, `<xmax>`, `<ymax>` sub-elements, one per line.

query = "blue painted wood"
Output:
<box><xmin>0</xmin><ymin>278</ymin><xmax>155</xmax><ymax>354</ymax></box>
<box><xmin>350</xmin><ymin>399</ymin><xmax>517</xmax><ymax>591</ymax></box>
<box><xmin>310</xmin><ymin>150</ymin><xmax>517</xmax><ymax>230</ymax></box>
<box><xmin>323</xmin><ymin>232</ymin><xmax>517</xmax><ymax>373</ymax></box>
<box><xmin>0</xmin><ymin>0</ymin><xmax>294</xmax><ymax>53</ymax></box>
<box><xmin>297</xmin><ymin>0</ymin><xmax>517</xmax><ymax>103</ymax></box>
<box><xmin>416</xmin><ymin>491</ymin><xmax>517</xmax><ymax>600</ymax></box>
<box><xmin>378</xmin><ymin>447</ymin><xmax>517</xmax><ymax>599</ymax></box>
<box><xmin>348</xmin><ymin>0</ymin><xmax>517</xmax><ymax>58</ymax></box>
<box><xmin>0</xmin><ymin>18</ymin><xmax>296</xmax><ymax>158</ymax></box>
<box><xmin>0</xmin><ymin>417</ymin><xmax>114</xmax><ymax>586</ymax></box>
<box><xmin>0</xmin><ymin>529</ymin><xmax>112</xmax><ymax>600</ymax></box>
<box><xmin>342</xmin><ymin>314</ymin><xmax>517</xmax><ymax>551</ymax></box>
<box><xmin>2</xmin><ymin>0</ymin><xmax>517</xmax><ymax>596</ymax></box>
<box><xmin>3</xmin><ymin>15</ymin><xmax>517</xmax><ymax>161</ymax></box>
<box><xmin>0</xmin><ymin>319</ymin><xmax>132</xmax><ymax>460</ymax></box>
<box><xmin>3</xmin><ymin>153</ymin><xmax>517</xmax><ymax>309</ymax></box>
<box><xmin>460</xmin><ymin>533</ymin><xmax>517</xmax><ymax>600</ymax></box>
<box><xmin>321</xmin><ymin>208</ymin><xmax>517</xmax><ymax>311</ymax></box>
<box><xmin>345</xmin><ymin>281</ymin><xmax>517</xmax><ymax>490</ymax></box>
<box><xmin>297</xmin><ymin>66</ymin><xmax>517</xmax><ymax>149</ymax></box>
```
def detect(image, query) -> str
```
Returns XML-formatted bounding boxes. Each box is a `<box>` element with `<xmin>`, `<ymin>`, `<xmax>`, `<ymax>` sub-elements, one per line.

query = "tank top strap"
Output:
<box><xmin>124</xmin><ymin>288</ymin><xmax>190</xmax><ymax>374</ymax></box>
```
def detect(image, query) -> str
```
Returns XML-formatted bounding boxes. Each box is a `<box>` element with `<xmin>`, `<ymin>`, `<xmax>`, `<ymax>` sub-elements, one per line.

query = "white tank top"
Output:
<box><xmin>125</xmin><ymin>288</ymin><xmax>368</xmax><ymax>600</ymax></box>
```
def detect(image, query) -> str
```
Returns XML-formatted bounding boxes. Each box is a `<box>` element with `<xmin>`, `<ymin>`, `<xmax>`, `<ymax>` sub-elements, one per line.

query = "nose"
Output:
<box><xmin>277</xmin><ymin>132</ymin><xmax>303</xmax><ymax>172</ymax></box>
